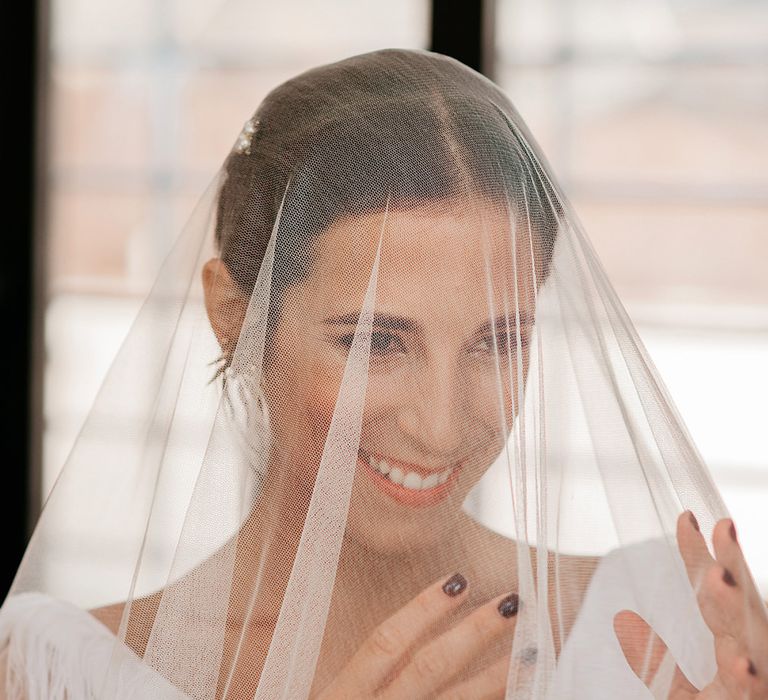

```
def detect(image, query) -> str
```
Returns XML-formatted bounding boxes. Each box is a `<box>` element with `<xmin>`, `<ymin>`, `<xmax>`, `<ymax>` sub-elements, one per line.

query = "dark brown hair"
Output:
<box><xmin>215</xmin><ymin>48</ymin><xmax>562</xmax><ymax>343</ymax></box>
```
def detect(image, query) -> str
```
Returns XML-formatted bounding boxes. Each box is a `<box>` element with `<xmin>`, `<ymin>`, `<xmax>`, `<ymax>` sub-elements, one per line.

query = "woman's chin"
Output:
<box><xmin>343</xmin><ymin>479</ymin><xmax>470</xmax><ymax>556</ymax></box>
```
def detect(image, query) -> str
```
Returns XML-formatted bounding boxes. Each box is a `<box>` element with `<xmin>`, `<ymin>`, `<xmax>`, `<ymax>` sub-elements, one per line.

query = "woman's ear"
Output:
<box><xmin>202</xmin><ymin>258</ymin><xmax>249</xmax><ymax>353</ymax></box>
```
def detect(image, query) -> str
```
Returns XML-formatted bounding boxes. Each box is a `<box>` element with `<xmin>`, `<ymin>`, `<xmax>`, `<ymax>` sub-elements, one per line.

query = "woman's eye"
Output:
<box><xmin>338</xmin><ymin>331</ymin><xmax>406</xmax><ymax>356</ymax></box>
<box><xmin>474</xmin><ymin>333</ymin><xmax>528</xmax><ymax>355</ymax></box>
<box><xmin>370</xmin><ymin>331</ymin><xmax>406</xmax><ymax>355</ymax></box>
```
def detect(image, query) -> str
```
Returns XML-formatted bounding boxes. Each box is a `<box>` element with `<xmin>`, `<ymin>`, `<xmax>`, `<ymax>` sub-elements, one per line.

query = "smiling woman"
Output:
<box><xmin>1</xmin><ymin>48</ymin><xmax>767</xmax><ymax>700</ymax></box>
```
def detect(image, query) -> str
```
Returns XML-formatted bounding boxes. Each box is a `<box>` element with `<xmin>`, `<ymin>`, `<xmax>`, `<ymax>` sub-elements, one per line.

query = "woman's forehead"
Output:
<box><xmin>296</xmin><ymin>198</ymin><xmax>539</xmax><ymax>322</ymax></box>
<box><xmin>311</xmin><ymin>198</ymin><xmax>538</xmax><ymax>280</ymax></box>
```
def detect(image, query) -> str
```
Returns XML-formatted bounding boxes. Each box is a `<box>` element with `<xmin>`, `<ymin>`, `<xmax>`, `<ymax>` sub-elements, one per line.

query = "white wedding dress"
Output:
<box><xmin>0</xmin><ymin>538</ymin><xmax>716</xmax><ymax>700</ymax></box>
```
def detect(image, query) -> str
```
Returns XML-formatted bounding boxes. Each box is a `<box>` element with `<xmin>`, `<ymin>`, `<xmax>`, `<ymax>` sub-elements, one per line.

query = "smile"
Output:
<box><xmin>357</xmin><ymin>450</ymin><xmax>461</xmax><ymax>507</ymax></box>
<box><xmin>366</xmin><ymin>453</ymin><xmax>453</xmax><ymax>489</ymax></box>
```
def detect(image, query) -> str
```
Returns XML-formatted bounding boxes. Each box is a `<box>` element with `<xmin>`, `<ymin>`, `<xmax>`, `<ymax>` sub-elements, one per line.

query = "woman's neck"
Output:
<box><xmin>233</xmin><ymin>483</ymin><xmax>462</xmax><ymax>626</ymax></box>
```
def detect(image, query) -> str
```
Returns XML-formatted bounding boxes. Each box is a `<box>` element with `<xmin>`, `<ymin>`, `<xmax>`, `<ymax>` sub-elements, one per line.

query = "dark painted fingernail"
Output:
<box><xmin>519</xmin><ymin>646</ymin><xmax>538</xmax><ymax>665</ymax></box>
<box><xmin>729</xmin><ymin>520</ymin><xmax>737</xmax><ymax>543</ymax></box>
<box><xmin>688</xmin><ymin>511</ymin><xmax>700</xmax><ymax>531</ymax></box>
<box><xmin>442</xmin><ymin>573</ymin><xmax>467</xmax><ymax>597</ymax></box>
<box><xmin>748</xmin><ymin>659</ymin><xmax>757</xmax><ymax>676</ymax></box>
<box><xmin>498</xmin><ymin>592</ymin><xmax>521</xmax><ymax>618</ymax></box>
<box><xmin>722</xmin><ymin>568</ymin><xmax>737</xmax><ymax>587</ymax></box>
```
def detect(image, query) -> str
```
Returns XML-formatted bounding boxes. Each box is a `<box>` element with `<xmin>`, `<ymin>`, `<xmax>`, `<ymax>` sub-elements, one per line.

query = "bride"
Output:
<box><xmin>0</xmin><ymin>48</ymin><xmax>766</xmax><ymax>699</ymax></box>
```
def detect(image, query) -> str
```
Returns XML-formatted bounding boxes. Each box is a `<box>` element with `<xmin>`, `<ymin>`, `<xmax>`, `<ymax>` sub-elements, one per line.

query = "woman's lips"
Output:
<box><xmin>357</xmin><ymin>451</ymin><xmax>461</xmax><ymax>507</ymax></box>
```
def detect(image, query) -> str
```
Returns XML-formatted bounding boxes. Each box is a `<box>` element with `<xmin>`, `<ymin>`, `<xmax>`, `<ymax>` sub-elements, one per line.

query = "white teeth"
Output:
<box><xmin>364</xmin><ymin>453</ymin><xmax>455</xmax><ymax>491</ymax></box>
<box><xmin>403</xmin><ymin>472</ymin><xmax>422</xmax><ymax>489</ymax></box>
<box><xmin>422</xmin><ymin>473</ymin><xmax>439</xmax><ymax>489</ymax></box>
<box><xmin>369</xmin><ymin>455</ymin><xmax>391</xmax><ymax>475</ymax></box>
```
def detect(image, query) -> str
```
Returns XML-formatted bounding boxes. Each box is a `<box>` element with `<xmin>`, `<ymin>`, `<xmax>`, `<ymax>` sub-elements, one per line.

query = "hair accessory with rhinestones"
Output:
<box><xmin>234</xmin><ymin>117</ymin><xmax>260</xmax><ymax>155</ymax></box>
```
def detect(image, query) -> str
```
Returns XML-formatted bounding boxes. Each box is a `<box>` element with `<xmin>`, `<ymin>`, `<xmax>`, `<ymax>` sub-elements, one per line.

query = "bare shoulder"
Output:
<box><xmin>90</xmin><ymin>600</ymin><xmax>127</xmax><ymax>635</ymax></box>
<box><xmin>459</xmin><ymin>514</ymin><xmax>601</xmax><ymax>650</ymax></box>
<box><xmin>459</xmin><ymin>511</ymin><xmax>600</xmax><ymax>577</ymax></box>
<box><xmin>462</xmin><ymin>516</ymin><xmax>600</xmax><ymax>604</ymax></box>
<box><xmin>89</xmin><ymin>591</ymin><xmax>163</xmax><ymax>655</ymax></box>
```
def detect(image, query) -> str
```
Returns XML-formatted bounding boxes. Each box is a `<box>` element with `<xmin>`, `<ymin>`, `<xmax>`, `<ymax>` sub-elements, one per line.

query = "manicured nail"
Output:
<box><xmin>748</xmin><ymin>659</ymin><xmax>757</xmax><ymax>676</ymax></box>
<box><xmin>722</xmin><ymin>568</ymin><xmax>737</xmax><ymax>587</ymax></box>
<box><xmin>442</xmin><ymin>573</ymin><xmax>467</xmax><ymax>597</ymax></box>
<box><xmin>729</xmin><ymin>520</ymin><xmax>737</xmax><ymax>543</ymax></box>
<box><xmin>688</xmin><ymin>511</ymin><xmax>700</xmax><ymax>532</ymax></box>
<box><xmin>498</xmin><ymin>592</ymin><xmax>521</xmax><ymax>618</ymax></box>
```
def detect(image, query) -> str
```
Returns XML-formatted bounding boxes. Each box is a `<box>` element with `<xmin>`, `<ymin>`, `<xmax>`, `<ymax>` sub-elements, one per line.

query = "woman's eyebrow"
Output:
<box><xmin>324</xmin><ymin>312</ymin><xmax>534</xmax><ymax>334</ymax></box>
<box><xmin>324</xmin><ymin>312</ymin><xmax>419</xmax><ymax>332</ymax></box>
<box><xmin>477</xmin><ymin>312</ymin><xmax>535</xmax><ymax>335</ymax></box>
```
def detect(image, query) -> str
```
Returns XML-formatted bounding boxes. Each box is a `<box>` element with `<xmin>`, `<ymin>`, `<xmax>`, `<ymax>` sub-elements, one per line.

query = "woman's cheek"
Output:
<box><xmin>306</xmin><ymin>360</ymin><xmax>347</xmax><ymax>453</ymax></box>
<box><xmin>468</xmin><ymin>362</ymin><xmax>517</xmax><ymax>424</ymax></box>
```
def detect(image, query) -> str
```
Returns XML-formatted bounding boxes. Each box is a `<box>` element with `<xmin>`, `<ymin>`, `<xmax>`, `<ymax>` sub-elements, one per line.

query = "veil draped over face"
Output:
<box><xmin>0</xmin><ymin>48</ymin><xmax>760</xmax><ymax>699</ymax></box>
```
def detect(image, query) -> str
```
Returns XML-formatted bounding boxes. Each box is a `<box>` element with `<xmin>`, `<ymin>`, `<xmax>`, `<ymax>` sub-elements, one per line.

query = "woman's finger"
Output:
<box><xmin>612</xmin><ymin>607</ymin><xmax>752</xmax><ymax>699</ymax></box>
<box><xmin>436</xmin><ymin>654</ymin><xmax>511</xmax><ymax>700</ymax></box>
<box><xmin>708</xmin><ymin>632</ymin><xmax>765</xmax><ymax>698</ymax></box>
<box><xmin>729</xmin><ymin>655</ymin><xmax>768</xmax><ymax>698</ymax></box>
<box><xmin>678</xmin><ymin>514</ymin><xmax>768</xmax><ymax>697</ymax></box>
<box><xmin>712</xmin><ymin>519</ymin><xmax>768</xmax><ymax>625</ymax></box>
<box><xmin>695</xmin><ymin>556</ymin><xmax>754</xmax><ymax>640</ymax></box>
<box><xmin>381</xmin><ymin>590</ymin><xmax>521</xmax><ymax>700</ymax></box>
<box><xmin>329</xmin><ymin>572</ymin><xmax>471</xmax><ymax>697</ymax></box>
<box><xmin>710</xmin><ymin>518</ymin><xmax>768</xmax><ymax>679</ymax></box>
<box><xmin>677</xmin><ymin>511</ymin><xmax>717</xmax><ymax>590</ymax></box>
<box><xmin>676</xmin><ymin>512</ymin><xmax>744</xmax><ymax>639</ymax></box>
<box><xmin>712</xmin><ymin>519</ymin><xmax>762</xmax><ymax>610</ymax></box>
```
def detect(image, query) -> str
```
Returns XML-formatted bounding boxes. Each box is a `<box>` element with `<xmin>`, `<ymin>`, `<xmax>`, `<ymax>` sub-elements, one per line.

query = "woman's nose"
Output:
<box><xmin>397</xmin><ymin>360</ymin><xmax>466</xmax><ymax>458</ymax></box>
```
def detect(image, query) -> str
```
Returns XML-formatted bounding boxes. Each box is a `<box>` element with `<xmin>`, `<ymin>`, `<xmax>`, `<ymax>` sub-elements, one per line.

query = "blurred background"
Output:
<box><xmin>2</xmin><ymin>0</ymin><xmax>767</xmax><ymax>595</ymax></box>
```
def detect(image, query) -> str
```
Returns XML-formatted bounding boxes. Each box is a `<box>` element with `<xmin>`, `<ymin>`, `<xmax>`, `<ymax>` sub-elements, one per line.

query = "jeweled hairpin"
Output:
<box><xmin>234</xmin><ymin>117</ymin><xmax>260</xmax><ymax>155</ymax></box>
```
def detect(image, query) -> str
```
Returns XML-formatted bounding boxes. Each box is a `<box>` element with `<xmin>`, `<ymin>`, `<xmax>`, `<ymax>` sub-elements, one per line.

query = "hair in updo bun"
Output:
<box><xmin>214</xmin><ymin>48</ymin><xmax>562</xmax><ymax>365</ymax></box>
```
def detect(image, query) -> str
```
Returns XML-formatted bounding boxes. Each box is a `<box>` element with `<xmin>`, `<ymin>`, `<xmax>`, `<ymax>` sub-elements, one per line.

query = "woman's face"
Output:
<box><xmin>261</xmin><ymin>196</ymin><xmax>541</xmax><ymax>553</ymax></box>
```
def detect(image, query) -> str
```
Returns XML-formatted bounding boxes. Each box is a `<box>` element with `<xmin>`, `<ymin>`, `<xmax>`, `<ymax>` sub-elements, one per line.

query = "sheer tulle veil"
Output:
<box><xmin>0</xmin><ymin>47</ymin><xmax>764</xmax><ymax>700</ymax></box>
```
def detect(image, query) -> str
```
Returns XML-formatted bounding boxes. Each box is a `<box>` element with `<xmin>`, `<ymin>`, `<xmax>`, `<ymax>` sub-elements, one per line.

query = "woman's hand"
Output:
<box><xmin>618</xmin><ymin>512</ymin><xmax>768</xmax><ymax>698</ymax></box>
<box><xmin>313</xmin><ymin>573</ymin><xmax>520</xmax><ymax>700</ymax></box>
